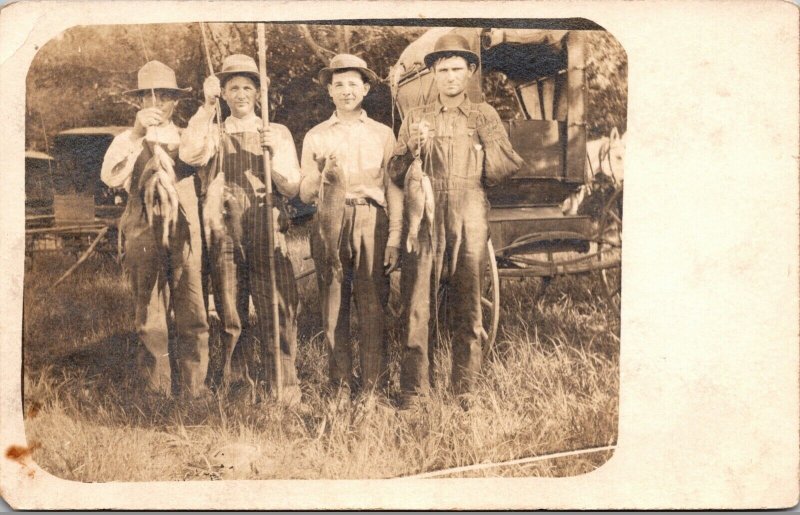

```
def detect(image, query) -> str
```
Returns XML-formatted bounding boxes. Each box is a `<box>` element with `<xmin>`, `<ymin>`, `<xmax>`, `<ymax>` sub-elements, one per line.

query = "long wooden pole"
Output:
<box><xmin>257</xmin><ymin>23</ymin><xmax>283</xmax><ymax>402</ymax></box>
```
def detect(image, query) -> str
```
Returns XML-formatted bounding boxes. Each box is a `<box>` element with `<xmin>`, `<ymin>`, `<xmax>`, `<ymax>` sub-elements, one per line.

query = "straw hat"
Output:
<box><xmin>423</xmin><ymin>33</ymin><xmax>480</xmax><ymax>69</ymax></box>
<box><xmin>124</xmin><ymin>60</ymin><xmax>191</xmax><ymax>96</ymax></box>
<box><xmin>215</xmin><ymin>54</ymin><xmax>261</xmax><ymax>85</ymax></box>
<box><xmin>318</xmin><ymin>53</ymin><xmax>378</xmax><ymax>85</ymax></box>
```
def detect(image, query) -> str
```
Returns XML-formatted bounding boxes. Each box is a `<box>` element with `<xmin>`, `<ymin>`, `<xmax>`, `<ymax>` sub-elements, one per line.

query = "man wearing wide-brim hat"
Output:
<box><xmin>180</xmin><ymin>53</ymin><xmax>303</xmax><ymax>404</ymax></box>
<box><xmin>101</xmin><ymin>60</ymin><xmax>210</xmax><ymax>401</ymax></box>
<box><xmin>388</xmin><ymin>33</ymin><xmax>525</xmax><ymax>410</ymax></box>
<box><xmin>299</xmin><ymin>53</ymin><xmax>402</xmax><ymax>399</ymax></box>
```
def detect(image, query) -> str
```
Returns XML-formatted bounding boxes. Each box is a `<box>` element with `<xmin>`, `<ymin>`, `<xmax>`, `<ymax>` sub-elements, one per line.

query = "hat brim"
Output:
<box><xmin>318</xmin><ymin>66</ymin><xmax>379</xmax><ymax>85</ymax></box>
<box><xmin>424</xmin><ymin>50</ymin><xmax>480</xmax><ymax>69</ymax></box>
<box><xmin>124</xmin><ymin>86</ymin><xmax>192</xmax><ymax>96</ymax></box>
<box><xmin>216</xmin><ymin>70</ymin><xmax>261</xmax><ymax>85</ymax></box>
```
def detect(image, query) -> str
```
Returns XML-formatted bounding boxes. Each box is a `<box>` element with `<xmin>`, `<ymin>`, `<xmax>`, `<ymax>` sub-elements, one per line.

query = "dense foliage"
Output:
<box><xmin>26</xmin><ymin>23</ymin><xmax>627</xmax><ymax>152</ymax></box>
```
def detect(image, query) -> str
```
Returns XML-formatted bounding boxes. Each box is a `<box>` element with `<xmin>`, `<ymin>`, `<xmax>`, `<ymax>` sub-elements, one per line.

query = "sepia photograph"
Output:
<box><xmin>21</xmin><ymin>19</ymin><xmax>624</xmax><ymax>481</ymax></box>
<box><xmin>2</xmin><ymin>0</ymin><xmax>797</xmax><ymax>510</ymax></box>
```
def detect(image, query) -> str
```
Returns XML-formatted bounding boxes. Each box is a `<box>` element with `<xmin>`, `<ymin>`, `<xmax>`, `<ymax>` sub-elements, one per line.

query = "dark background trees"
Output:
<box><xmin>26</xmin><ymin>23</ymin><xmax>626</xmax><ymax>152</ymax></box>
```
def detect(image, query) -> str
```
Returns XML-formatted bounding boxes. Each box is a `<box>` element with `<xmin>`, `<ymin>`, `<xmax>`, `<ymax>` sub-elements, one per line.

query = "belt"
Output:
<box><xmin>344</xmin><ymin>197</ymin><xmax>378</xmax><ymax>206</ymax></box>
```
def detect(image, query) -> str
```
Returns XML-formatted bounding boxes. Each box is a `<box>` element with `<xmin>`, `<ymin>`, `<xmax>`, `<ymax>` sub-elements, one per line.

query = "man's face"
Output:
<box><xmin>141</xmin><ymin>90</ymin><xmax>177</xmax><ymax>124</ymax></box>
<box><xmin>222</xmin><ymin>75</ymin><xmax>258</xmax><ymax>118</ymax></box>
<box><xmin>327</xmin><ymin>70</ymin><xmax>370</xmax><ymax>113</ymax></box>
<box><xmin>433</xmin><ymin>56</ymin><xmax>475</xmax><ymax>98</ymax></box>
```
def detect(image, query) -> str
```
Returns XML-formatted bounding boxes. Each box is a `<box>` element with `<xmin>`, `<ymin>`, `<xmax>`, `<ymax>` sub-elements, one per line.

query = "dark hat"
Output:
<box><xmin>124</xmin><ymin>60</ymin><xmax>192</xmax><ymax>96</ymax></box>
<box><xmin>216</xmin><ymin>54</ymin><xmax>261</xmax><ymax>85</ymax></box>
<box><xmin>423</xmin><ymin>33</ymin><xmax>480</xmax><ymax>69</ymax></box>
<box><xmin>318</xmin><ymin>53</ymin><xmax>378</xmax><ymax>85</ymax></box>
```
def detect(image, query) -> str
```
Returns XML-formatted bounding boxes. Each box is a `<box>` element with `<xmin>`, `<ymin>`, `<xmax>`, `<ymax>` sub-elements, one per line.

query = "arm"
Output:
<box><xmin>298</xmin><ymin>131</ymin><xmax>323</xmax><ymax>205</ymax></box>
<box><xmin>100</xmin><ymin>129</ymin><xmax>144</xmax><ymax>192</ymax></box>
<box><xmin>386</xmin><ymin>112</ymin><xmax>418</xmax><ymax>187</ymax></box>
<box><xmin>478</xmin><ymin>105</ymin><xmax>525</xmax><ymax>188</ymax></box>
<box><xmin>269</xmin><ymin>124</ymin><xmax>301</xmax><ymax>199</ymax></box>
<box><xmin>178</xmin><ymin>104</ymin><xmax>218</xmax><ymax>167</ymax></box>
<box><xmin>383</xmin><ymin>128</ymin><xmax>403</xmax><ymax>249</ymax></box>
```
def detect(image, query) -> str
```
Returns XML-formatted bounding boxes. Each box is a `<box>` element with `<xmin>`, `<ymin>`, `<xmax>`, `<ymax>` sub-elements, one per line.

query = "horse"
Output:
<box><xmin>562</xmin><ymin>127</ymin><xmax>626</xmax><ymax>216</ymax></box>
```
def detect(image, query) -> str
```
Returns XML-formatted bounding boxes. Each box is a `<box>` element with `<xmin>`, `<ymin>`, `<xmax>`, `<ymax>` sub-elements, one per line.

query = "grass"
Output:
<box><xmin>22</xmin><ymin>224</ymin><xmax>619</xmax><ymax>481</ymax></box>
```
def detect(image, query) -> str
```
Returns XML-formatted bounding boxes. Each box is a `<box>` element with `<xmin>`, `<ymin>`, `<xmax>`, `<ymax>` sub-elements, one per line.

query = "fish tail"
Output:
<box><xmin>407</xmin><ymin>234</ymin><xmax>418</xmax><ymax>254</ymax></box>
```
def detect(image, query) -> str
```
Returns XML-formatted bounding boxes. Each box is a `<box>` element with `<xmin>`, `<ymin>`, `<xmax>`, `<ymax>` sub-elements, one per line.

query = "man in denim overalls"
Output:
<box><xmin>388</xmin><ymin>34</ymin><xmax>524</xmax><ymax>409</ymax></box>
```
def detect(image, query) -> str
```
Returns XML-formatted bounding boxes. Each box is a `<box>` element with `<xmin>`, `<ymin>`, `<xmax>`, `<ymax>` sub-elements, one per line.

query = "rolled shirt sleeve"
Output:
<box><xmin>101</xmin><ymin>129</ymin><xmax>145</xmax><ymax>192</ymax></box>
<box><xmin>477</xmin><ymin>104</ymin><xmax>525</xmax><ymax>188</ymax></box>
<box><xmin>299</xmin><ymin>130</ymin><xmax>323</xmax><ymax>205</ymax></box>
<box><xmin>179</xmin><ymin>105</ymin><xmax>218</xmax><ymax>167</ymax></box>
<box><xmin>269</xmin><ymin>124</ymin><xmax>301</xmax><ymax>199</ymax></box>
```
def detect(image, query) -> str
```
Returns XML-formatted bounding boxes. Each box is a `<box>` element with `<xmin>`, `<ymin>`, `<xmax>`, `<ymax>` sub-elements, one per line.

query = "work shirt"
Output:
<box><xmin>300</xmin><ymin>110</ymin><xmax>403</xmax><ymax>248</ymax></box>
<box><xmin>179</xmin><ymin>107</ymin><xmax>301</xmax><ymax>199</ymax></box>
<box><xmin>101</xmin><ymin>123</ymin><xmax>182</xmax><ymax>192</ymax></box>
<box><xmin>388</xmin><ymin>96</ymin><xmax>523</xmax><ymax>189</ymax></box>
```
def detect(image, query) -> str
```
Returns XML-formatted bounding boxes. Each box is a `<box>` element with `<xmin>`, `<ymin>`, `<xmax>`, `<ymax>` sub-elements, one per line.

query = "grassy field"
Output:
<box><xmin>22</xmin><ymin>226</ymin><xmax>619</xmax><ymax>481</ymax></box>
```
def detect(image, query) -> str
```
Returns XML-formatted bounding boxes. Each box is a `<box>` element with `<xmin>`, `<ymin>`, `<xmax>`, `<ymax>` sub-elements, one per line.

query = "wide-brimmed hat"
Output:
<box><xmin>318</xmin><ymin>54</ymin><xmax>378</xmax><ymax>85</ymax></box>
<box><xmin>124</xmin><ymin>60</ymin><xmax>192</xmax><ymax>96</ymax></box>
<box><xmin>423</xmin><ymin>33</ymin><xmax>480</xmax><ymax>69</ymax></box>
<box><xmin>215</xmin><ymin>54</ymin><xmax>261</xmax><ymax>85</ymax></box>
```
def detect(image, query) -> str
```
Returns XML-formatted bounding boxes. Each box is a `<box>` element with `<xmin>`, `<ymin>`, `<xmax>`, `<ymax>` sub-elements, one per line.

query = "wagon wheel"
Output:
<box><xmin>481</xmin><ymin>238</ymin><xmax>501</xmax><ymax>358</ymax></box>
<box><xmin>596</xmin><ymin>186</ymin><xmax>623</xmax><ymax>310</ymax></box>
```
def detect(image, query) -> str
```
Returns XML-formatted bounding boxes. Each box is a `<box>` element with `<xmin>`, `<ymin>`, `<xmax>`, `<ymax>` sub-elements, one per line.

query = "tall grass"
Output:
<box><xmin>22</xmin><ymin>227</ymin><xmax>619</xmax><ymax>481</ymax></box>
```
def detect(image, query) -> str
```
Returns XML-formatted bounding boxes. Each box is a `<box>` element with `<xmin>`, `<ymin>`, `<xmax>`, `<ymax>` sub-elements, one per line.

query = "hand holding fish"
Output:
<box><xmin>407</xmin><ymin>120</ymin><xmax>432</xmax><ymax>156</ymax></box>
<box><xmin>384</xmin><ymin>245</ymin><xmax>400</xmax><ymax>275</ymax></box>
<box><xmin>132</xmin><ymin>107</ymin><xmax>164</xmax><ymax>139</ymax></box>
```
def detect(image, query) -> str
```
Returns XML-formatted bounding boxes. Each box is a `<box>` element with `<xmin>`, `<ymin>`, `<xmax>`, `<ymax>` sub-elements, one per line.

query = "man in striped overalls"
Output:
<box><xmin>180</xmin><ymin>54</ymin><xmax>302</xmax><ymax>404</ymax></box>
<box><xmin>101</xmin><ymin>61</ymin><xmax>209</xmax><ymax>401</ymax></box>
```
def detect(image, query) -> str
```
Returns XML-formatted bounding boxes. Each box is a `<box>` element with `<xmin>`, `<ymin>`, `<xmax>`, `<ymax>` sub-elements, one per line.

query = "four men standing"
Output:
<box><xmin>103</xmin><ymin>33</ymin><xmax>522</xmax><ymax>408</ymax></box>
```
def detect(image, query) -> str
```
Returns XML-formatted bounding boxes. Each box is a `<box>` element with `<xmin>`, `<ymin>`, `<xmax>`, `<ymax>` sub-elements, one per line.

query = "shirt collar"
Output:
<box><xmin>434</xmin><ymin>94</ymin><xmax>472</xmax><ymax>115</ymax></box>
<box><xmin>224</xmin><ymin>112</ymin><xmax>261</xmax><ymax>133</ymax></box>
<box><xmin>326</xmin><ymin>109</ymin><xmax>369</xmax><ymax>126</ymax></box>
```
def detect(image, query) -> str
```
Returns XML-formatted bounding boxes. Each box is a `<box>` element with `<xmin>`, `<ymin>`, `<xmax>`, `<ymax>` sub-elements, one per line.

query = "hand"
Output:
<box><xmin>258</xmin><ymin>125</ymin><xmax>280</xmax><ymax>152</ymax></box>
<box><xmin>384</xmin><ymin>245</ymin><xmax>400</xmax><ymax>275</ymax></box>
<box><xmin>322</xmin><ymin>153</ymin><xmax>340</xmax><ymax>183</ymax></box>
<box><xmin>203</xmin><ymin>75</ymin><xmax>221</xmax><ymax>107</ymax></box>
<box><xmin>132</xmin><ymin>107</ymin><xmax>164</xmax><ymax>138</ymax></box>
<box><xmin>407</xmin><ymin>120</ymin><xmax>431</xmax><ymax>154</ymax></box>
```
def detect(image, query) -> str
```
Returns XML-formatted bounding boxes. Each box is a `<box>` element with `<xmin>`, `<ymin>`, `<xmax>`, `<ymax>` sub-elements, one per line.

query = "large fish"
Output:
<box><xmin>404</xmin><ymin>157</ymin><xmax>435</xmax><ymax>253</ymax></box>
<box><xmin>141</xmin><ymin>143</ymin><xmax>181</xmax><ymax>249</ymax></box>
<box><xmin>318</xmin><ymin>154</ymin><xmax>346</xmax><ymax>285</ymax></box>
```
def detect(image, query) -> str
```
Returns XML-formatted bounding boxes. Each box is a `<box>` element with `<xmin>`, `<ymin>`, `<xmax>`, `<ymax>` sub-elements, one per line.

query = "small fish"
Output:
<box><xmin>223</xmin><ymin>189</ymin><xmax>245</xmax><ymax>260</ymax></box>
<box><xmin>203</xmin><ymin>171</ymin><xmax>226</xmax><ymax>245</ymax></box>
<box><xmin>404</xmin><ymin>157</ymin><xmax>435</xmax><ymax>253</ymax></box>
<box><xmin>318</xmin><ymin>155</ymin><xmax>346</xmax><ymax>285</ymax></box>
<box><xmin>140</xmin><ymin>143</ymin><xmax>182</xmax><ymax>249</ymax></box>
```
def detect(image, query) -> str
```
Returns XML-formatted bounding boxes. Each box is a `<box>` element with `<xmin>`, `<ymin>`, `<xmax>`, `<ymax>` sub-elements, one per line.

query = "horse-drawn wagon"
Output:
<box><xmin>390</xmin><ymin>27</ymin><xmax>624</xmax><ymax>350</ymax></box>
<box><xmin>25</xmin><ymin>127</ymin><xmax>127</xmax><ymax>278</ymax></box>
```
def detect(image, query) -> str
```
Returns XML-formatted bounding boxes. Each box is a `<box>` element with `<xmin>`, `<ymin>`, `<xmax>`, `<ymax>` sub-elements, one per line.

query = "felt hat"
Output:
<box><xmin>124</xmin><ymin>60</ymin><xmax>191</xmax><ymax>96</ymax></box>
<box><xmin>423</xmin><ymin>33</ymin><xmax>480</xmax><ymax>69</ymax></box>
<box><xmin>318</xmin><ymin>53</ymin><xmax>378</xmax><ymax>85</ymax></box>
<box><xmin>216</xmin><ymin>54</ymin><xmax>261</xmax><ymax>85</ymax></box>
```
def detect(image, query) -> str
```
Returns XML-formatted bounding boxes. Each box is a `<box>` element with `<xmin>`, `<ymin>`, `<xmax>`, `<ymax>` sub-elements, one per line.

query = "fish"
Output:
<box><xmin>318</xmin><ymin>154</ymin><xmax>346</xmax><ymax>285</ymax></box>
<box><xmin>203</xmin><ymin>171</ymin><xmax>226</xmax><ymax>245</ymax></box>
<box><xmin>404</xmin><ymin>157</ymin><xmax>435</xmax><ymax>254</ymax></box>
<box><xmin>140</xmin><ymin>143</ymin><xmax>182</xmax><ymax>249</ymax></box>
<box><xmin>223</xmin><ymin>189</ymin><xmax>245</xmax><ymax>260</ymax></box>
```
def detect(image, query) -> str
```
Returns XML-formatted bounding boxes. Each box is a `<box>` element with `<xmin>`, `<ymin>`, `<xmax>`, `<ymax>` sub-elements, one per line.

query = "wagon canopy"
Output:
<box><xmin>391</xmin><ymin>27</ymin><xmax>571</xmax><ymax>117</ymax></box>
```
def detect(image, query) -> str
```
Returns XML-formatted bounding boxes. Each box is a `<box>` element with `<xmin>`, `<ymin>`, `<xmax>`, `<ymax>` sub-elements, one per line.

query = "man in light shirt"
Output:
<box><xmin>299</xmin><ymin>54</ymin><xmax>402</xmax><ymax>399</ymax></box>
<box><xmin>180</xmin><ymin>54</ymin><xmax>302</xmax><ymax>403</ymax></box>
<box><xmin>101</xmin><ymin>60</ymin><xmax>209</xmax><ymax>400</ymax></box>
